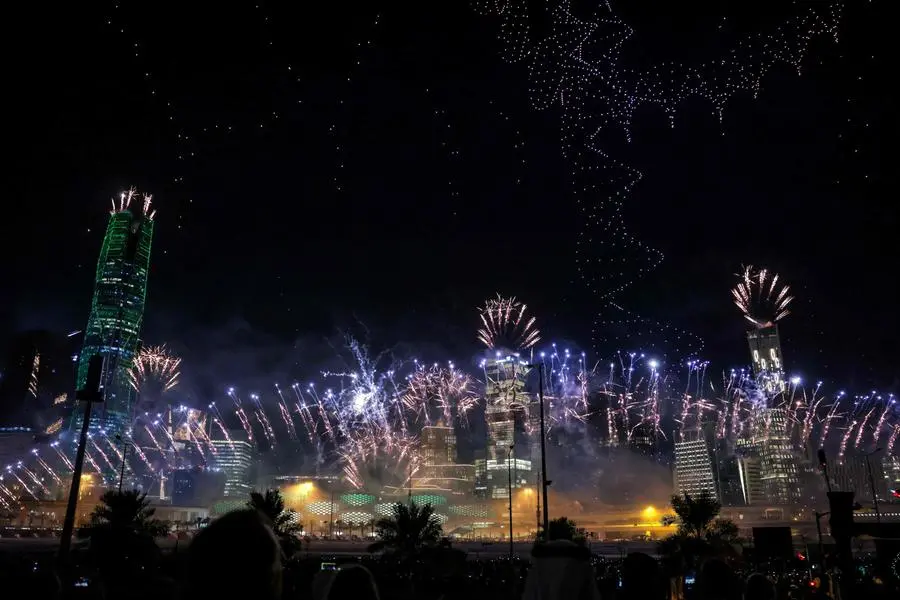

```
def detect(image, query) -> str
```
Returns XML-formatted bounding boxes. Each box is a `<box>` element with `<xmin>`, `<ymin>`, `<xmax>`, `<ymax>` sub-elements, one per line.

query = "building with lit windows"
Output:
<box><xmin>0</xmin><ymin>330</ymin><xmax>80</xmax><ymax>433</ymax></box>
<box><xmin>482</xmin><ymin>355</ymin><xmax>534</xmax><ymax>498</ymax></box>
<box><xmin>211</xmin><ymin>431</ymin><xmax>253</xmax><ymax>498</ymax></box>
<box><xmin>747</xmin><ymin>325</ymin><xmax>785</xmax><ymax>394</ymax></box>
<box><xmin>413</xmin><ymin>423</ymin><xmax>474</xmax><ymax>495</ymax></box>
<box><xmin>75</xmin><ymin>189</ymin><xmax>155</xmax><ymax>434</ymax></box>
<box><xmin>753</xmin><ymin>409</ymin><xmax>802</xmax><ymax>505</ymax></box>
<box><xmin>674</xmin><ymin>438</ymin><xmax>718</xmax><ymax>500</ymax></box>
<box><xmin>831</xmin><ymin>456</ymin><xmax>888</xmax><ymax>506</ymax></box>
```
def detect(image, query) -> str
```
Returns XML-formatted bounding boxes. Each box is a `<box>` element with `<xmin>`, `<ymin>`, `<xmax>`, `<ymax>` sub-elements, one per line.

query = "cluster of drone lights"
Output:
<box><xmin>472</xmin><ymin>0</ymin><xmax>842</xmax><ymax>356</ymax></box>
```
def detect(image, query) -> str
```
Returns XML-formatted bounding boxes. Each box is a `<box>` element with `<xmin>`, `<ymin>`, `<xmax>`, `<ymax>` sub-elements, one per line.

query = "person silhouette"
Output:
<box><xmin>181</xmin><ymin>509</ymin><xmax>282</xmax><ymax>600</ymax></box>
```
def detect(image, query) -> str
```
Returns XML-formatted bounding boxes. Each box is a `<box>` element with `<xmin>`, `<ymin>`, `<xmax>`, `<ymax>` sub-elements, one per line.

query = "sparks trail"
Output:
<box><xmin>477</xmin><ymin>294</ymin><xmax>541</xmax><ymax>350</ymax></box>
<box><xmin>732</xmin><ymin>266</ymin><xmax>793</xmax><ymax>328</ymax></box>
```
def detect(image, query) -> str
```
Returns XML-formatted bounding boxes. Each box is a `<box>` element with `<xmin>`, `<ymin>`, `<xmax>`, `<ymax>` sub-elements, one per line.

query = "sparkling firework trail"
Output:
<box><xmin>732</xmin><ymin>266</ymin><xmax>793</xmax><ymax>328</ymax></box>
<box><xmin>5</xmin><ymin>467</ymin><xmax>35</xmax><ymax>498</ymax></box>
<box><xmin>129</xmin><ymin>345</ymin><xmax>181</xmax><ymax>395</ymax></box>
<box><xmin>274</xmin><ymin>384</ymin><xmax>299</xmax><ymax>441</ymax></box>
<box><xmin>477</xmin><ymin>294</ymin><xmax>540</xmax><ymax>350</ymax></box>
<box><xmin>51</xmin><ymin>442</ymin><xmax>74</xmax><ymax>471</ymax></box>
<box><xmin>31</xmin><ymin>450</ymin><xmax>62</xmax><ymax>485</ymax></box>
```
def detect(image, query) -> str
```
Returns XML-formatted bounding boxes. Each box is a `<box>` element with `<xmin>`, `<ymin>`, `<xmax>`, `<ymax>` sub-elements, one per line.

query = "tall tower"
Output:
<box><xmin>76</xmin><ymin>189</ymin><xmax>155</xmax><ymax>433</ymax></box>
<box><xmin>732</xmin><ymin>266</ymin><xmax>792</xmax><ymax>394</ymax></box>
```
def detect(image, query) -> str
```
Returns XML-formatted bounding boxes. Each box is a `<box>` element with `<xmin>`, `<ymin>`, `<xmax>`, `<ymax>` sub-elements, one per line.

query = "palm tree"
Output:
<box><xmin>89</xmin><ymin>489</ymin><xmax>168</xmax><ymax>538</ymax></box>
<box><xmin>248</xmin><ymin>489</ymin><xmax>303</xmax><ymax>557</ymax></box>
<box><xmin>367</xmin><ymin>501</ymin><xmax>442</xmax><ymax>554</ymax></box>
<box><xmin>670</xmin><ymin>492</ymin><xmax>721</xmax><ymax>538</ymax></box>
<box><xmin>659</xmin><ymin>492</ymin><xmax>741</xmax><ymax>582</ymax></box>
<box><xmin>537</xmin><ymin>516</ymin><xmax>580</xmax><ymax>542</ymax></box>
<box><xmin>86</xmin><ymin>490</ymin><xmax>167</xmax><ymax>587</ymax></box>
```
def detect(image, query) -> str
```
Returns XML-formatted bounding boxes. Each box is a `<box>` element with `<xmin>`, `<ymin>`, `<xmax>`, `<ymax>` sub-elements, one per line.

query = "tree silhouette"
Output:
<box><xmin>248</xmin><ymin>489</ymin><xmax>303</xmax><ymax>557</ymax></box>
<box><xmin>367</xmin><ymin>502</ymin><xmax>442</xmax><ymax>554</ymax></box>
<box><xmin>89</xmin><ymin>489</ymin><xmax>168</xmax><ymax>538</ymax></box>
<box><xmin>86</xmin><ymin>490</ymin><xmax>167</xmax><ymax>588</ymax></box>
<box><xmin>545</xmin><ymin>516</ymin><xmax>579</xmax><ymax>542</ymax></box>
<box><xmin>670</xmin><ymin>492</ymin><xmax>721</xmax><ymax>538</ymax></box>
<box><xmin>659</xmin><ymin>493</ymin><xmax>741</xmax><ymax>578</ymax></box>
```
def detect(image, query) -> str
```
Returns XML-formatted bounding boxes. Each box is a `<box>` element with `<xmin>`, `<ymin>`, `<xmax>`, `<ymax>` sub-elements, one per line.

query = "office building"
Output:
<box><xmin>75</xmin><ymin>189</ymin><xmax>155</xmax><ymax>434</ymax></box>
<box><xmin>832</xmin><ymin>456</ymin><xmax>888</xmax><ymax>506</ymax></box>
<box><xmin>413</xmin><ymin>422</ymin><xmax>475</xmax><ymax>495</ymax></box>
<box><xmin>0</xmin><ymin>330</ymin><xmax>80</xmax><ymax>432</ymax></box>
<box><xmin>482</xmin><ymin>355</ymin><xmax>535</xmax><ymax>498</ymax></box>
<box><xmin>211</xmin><ymin>430</ymin><xmax>253</xmax><ymax>498</ymax></box>
<box><xmin>753</xmin><ymin>408</ymin><xmax>802</xmax><ymax>505</ymax></box>
<box><xmin>747</xmin><ymin>325</ymin><xmax>785</xmax><ymax>394</ymax></box>
<box><xmin>674</xmin><ymin>438</ymin><xmax>718</xmax><ymax>500</ymax></box>
<box><xmin>171</xmin><ymin>467</ymin><xmax>226</xmax><ymax>507</ymax></box>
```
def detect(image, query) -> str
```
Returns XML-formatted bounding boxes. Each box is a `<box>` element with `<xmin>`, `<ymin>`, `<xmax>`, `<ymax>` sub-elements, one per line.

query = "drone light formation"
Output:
<box><xmin>473</xmin><ymin>1</ymin><xmax>841</xmax><ymax>356</ymax></box>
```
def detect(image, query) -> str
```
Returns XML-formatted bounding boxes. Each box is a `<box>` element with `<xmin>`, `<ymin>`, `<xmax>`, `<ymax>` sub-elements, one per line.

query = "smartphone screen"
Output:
<box><xmin>320</xmin><ymin>562</ymin><xmax>337</xmax><ymax>572</ymax></box>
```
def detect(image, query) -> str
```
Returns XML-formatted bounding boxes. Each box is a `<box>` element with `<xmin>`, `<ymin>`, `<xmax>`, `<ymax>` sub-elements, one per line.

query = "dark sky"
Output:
<box><xmin>4</xmin><ymin>1</ymin><xmax>895</xmax><ymax>394</ymax></box>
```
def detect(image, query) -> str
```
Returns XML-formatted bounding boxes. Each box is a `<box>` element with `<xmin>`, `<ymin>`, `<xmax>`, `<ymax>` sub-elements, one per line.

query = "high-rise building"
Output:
<box><xmin>747</xmin><ymin>325</ymin><xmax>785</xmax><ymax>394</ymax></box>
<box><xmin>211</xmin><ymin>430</ymin><xmax>253</xmax><ymax>498</ymax></box>
<box><xmin>883</xmin><ymin>455</ymin><xmax>900</xmax><ymax>502</ymax></box>
<box><xmin>736</xmin><ymin>455</ymin><xmax>765</xmax><ymax>505</ymax></box>
<box><xmin>75</xmin><ymin>189</ymin><xmax>155</xmax><ymax>434</ymax></box>
<box><xmin>414</xmin><ymin>423</ymin><xmax>475</xmax><ymax>495</ymax></box>
<box><xmin>482</xmin><ymin>355</ymin><xmax>534</xmax><ymax>498</ymax></box>
<box><xmin>420</xmin><ymin>422</ymin><xmax>456</xmax><ymax>466</ymax></box>
<box><xmin>753</xmin><ymin>408</ymin><xmax>802</xmax><ymax>505</ymax></box>
<box><xmin>674</xmin><ymin>438</ymin><xmax>718</xmax><ymax>500</ymax></box>
<box><xmin>171</xmin><ymin>467</ymin><xmax>226</xmax><ymax>506</ymax></box>
<box><xmin>831</xmin><ymin>456</ymin><xmax>888</xmax><ymax>506</ymax></box>
<box><xmin>0</xmin><ymin>330</ymin><xmax>80</xmax><ymax>432</ymax></box>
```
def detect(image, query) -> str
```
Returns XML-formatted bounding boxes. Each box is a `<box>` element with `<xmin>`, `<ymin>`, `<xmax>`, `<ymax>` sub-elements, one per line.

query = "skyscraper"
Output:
<box><xmin>747</xmin><ymin>325</ymin><xmax>786</xmax><ymax>393</ymax></box>
<box><xmin>211</xmin><ymin>431</ymin><xmax>254</xmax><ymax>498</ymax></box>
<box><xmin>75</xmin><ymin>189</ymin><xmax>155</xmax><ymax>433</ymax></box>
<box><xmin>674</xmin><ymin>438</ymin><xmax>719</xmax><ymax>500</ymax></box>
<box><xmin>482</xmin><ymin>355</ymin><xmax>533</xmax><ymax>498</ymax></box>
<box><xmin>414</xmin><ymin>422</ymin><xmax>475</xmax><ymax>495</ymax></box>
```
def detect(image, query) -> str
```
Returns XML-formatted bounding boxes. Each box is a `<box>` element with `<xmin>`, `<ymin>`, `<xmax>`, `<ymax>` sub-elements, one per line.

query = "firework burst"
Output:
<box><xmin>731</xmin><ymin>265</ymin><xmax>793</xmax><ymax>328</ymax></box>
<box><xmin>128</xmin><ymin>345</ymin><xmax>181</xmax><ymax>411</ymax></box>
<box><xmin>477</xmin><ymin>294</ymin><xmax>540</xmax><ymax>351</ymax></box>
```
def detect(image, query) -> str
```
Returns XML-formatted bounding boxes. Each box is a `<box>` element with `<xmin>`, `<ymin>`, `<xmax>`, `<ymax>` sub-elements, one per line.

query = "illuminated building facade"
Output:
<box><xmin>482</xmin><ymin>355</ymin><xmax>534</xmax><ymax>498</ymax></box>
<box><xmin>75</xmin><ymin>190</ymin><xmax>155</xmax><ymax>433</ymax></box>
<box><xmin>211</xmin><ymin>430</ymin><xmax>253</xmax><ymax>498</ymax></box>
<box><xmin>171</xmin><ymin>467</ymin><xmax>226</xmax><ymax>506</ymax></box>
<box><xmin>0</xmin><ymin>330</ymin><xmax>80</xmax><ymax>432</ymax></box>
<box><xmin>414</xmin><ymin>423</ymin><xmax>475</xmax><ymax>495</ymax></box>
<box><xmin>753</xmin><ymin>409</ymin><xmax>802</xmax><ymax>505</ymax></box>
<box><xmin>747</xmin><ymin>325</ymin><xmax>785</xmax><ymax>393</ymax></box>
<box><xmin>831</xmin><ymin>456</ymin><xmax>888</xmax><ymax>506</ymax></box>
<box><xmin>674</xmin><ymin>438</ymin><xmax>718</xmax><ymax>500</ymax></box>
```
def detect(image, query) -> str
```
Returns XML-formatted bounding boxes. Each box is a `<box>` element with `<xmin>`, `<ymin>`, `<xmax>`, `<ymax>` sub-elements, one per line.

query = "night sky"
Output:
<box><xmin>4</xmin><ymin>1</ymin><xmax>894</xmax><ymax>396</ymax></box>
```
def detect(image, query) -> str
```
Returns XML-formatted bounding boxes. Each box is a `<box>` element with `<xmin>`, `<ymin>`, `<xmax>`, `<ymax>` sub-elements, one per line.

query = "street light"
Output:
<box><xmin>863</xmin><ymin>447</ymin><xmax>883</xmax><ymax>523</ymax></box>
<box><xmin>507</xmin><ymin>445</ymin><xmax>514</xmax><ymax>560</ymax></box>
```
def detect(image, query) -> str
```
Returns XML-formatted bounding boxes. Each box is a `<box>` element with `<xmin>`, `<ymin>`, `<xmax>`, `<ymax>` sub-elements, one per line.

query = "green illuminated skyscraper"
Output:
<box><xmin>75</xmin><ymin>188</ymin><xmax>155</xmax><ymax>432</ymax></box>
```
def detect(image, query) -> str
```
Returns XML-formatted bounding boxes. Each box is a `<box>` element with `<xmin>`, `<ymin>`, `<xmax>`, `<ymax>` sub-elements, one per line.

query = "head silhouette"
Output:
<box><xmin>324</xmin><ymin>564</ymin><xmax>379</xmax><ymax>600</ymax></box>
<box><xmin>621</xmin><ymin>552</ymin><xmax>662</xmax><ymax>600</ymax></box>
<box><xmin>183</xmin><ymin>509</ymin><xmax>282</xmax><ymax>600</ymax></box>
<box><xmin>744</xmin><ymin>573</ymin><xmax>775</xmax><ymax>600</ymax></box>
<box><xmin>698</xmin><ymin>558</ymin><xmax>739</xmax><ymax>600</ymax></box>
